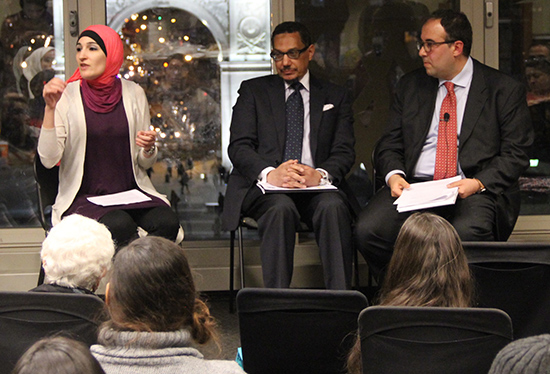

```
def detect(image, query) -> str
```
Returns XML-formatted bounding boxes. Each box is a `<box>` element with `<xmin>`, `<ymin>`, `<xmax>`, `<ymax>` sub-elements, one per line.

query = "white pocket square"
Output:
<box><xmin>323</xmin><ymin>104</ymin><xmax>334</xmax><ymax>111</ymax></box>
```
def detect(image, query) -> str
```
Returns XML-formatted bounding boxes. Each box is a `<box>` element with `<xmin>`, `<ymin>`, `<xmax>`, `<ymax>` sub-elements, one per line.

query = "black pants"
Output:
<box><xmin>354</xmin><ymin>186</ymin><xmax>496</xmax><ymax>282</ymax></box>
<box><xmin>242</xmin><ymin>187</ymin><xmax>353</xmax><ymax>289</ymax></box>
<box><xmin>99</xmin><ymin>205</ymin><xmax>180</xmax><ymax>249</ymax></box>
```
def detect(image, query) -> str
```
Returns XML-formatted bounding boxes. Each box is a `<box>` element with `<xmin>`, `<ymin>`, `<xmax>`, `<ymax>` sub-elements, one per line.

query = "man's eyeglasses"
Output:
<box><xmin>416</xmin><ymin>40</ymin><xmax>457</xmax><ymax>53</ymax></box>
<box><xmin>270</xmin><ymin>45</ymin><xmax>310</xmax><ymax>61</ymax></box>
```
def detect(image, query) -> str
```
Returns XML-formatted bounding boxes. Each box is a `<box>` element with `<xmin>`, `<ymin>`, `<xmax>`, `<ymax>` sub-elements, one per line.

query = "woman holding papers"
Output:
<box><xmin>38</xmin><ymin>25</ymin><xmax>179</xmax><ymax>247</ymax></box>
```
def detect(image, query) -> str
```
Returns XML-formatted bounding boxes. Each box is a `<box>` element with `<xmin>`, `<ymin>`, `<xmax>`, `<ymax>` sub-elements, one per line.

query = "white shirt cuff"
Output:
<box><xmin>385</xmin><ymin>170</ymin><xmax>406</xmax><ymax>185</ymax></box>
<box><xmin>316</xmin><ymin>168</ymin><xmax>332</xmax><ymax>186</ymax></box>
<box><xmin>258</xmin><ymin>167</ymin><xmax>276</xmax><ymax>183</ymax></box>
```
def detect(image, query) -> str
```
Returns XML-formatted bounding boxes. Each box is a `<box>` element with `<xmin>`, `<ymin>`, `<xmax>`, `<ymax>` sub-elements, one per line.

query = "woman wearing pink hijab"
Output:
<box><xmin>38</xmin><ymin>25</ymin><xmax>180</xmax><ymax>248</ymax></box>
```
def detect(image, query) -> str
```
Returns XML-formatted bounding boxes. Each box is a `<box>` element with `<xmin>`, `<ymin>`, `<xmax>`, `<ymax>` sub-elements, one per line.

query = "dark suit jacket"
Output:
<box><xmin>222</xmin><ymin>74</ymin><xmax>356</xmax><ymax>231</ymax></box>
<box><xmin>376</xmin><ymin>59</ymin><xmax>533</xmax><ymax>238</ymax></box>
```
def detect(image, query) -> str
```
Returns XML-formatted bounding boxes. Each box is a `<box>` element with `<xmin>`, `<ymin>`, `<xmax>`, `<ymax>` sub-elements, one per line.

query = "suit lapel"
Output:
<box><xmin>409</xmin><ymin>78</ymin><xmax>438</xmax><ymax>167</ymax></box>
<box><xmin>460</xmin><ymin>60</ymin><xmax>487</xmax><ymax>148</ymax></box>
<box><xmin>268</xmin><ymin>76</ymin><xmax>287</xmax><ymax>154</ymax></box>
<box><xmin>310</xmin><ymin>75</ymin><xmax>324</xmax><ymax>161</ymax></box>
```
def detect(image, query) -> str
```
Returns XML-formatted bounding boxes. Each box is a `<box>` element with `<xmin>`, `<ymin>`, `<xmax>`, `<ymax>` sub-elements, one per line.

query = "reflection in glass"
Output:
<box><xmin>500</xmin><ymin>0</ymin><xmax>550</xmax><ymax>214</ymax></box>
<box><xmin>0</xmin><ymin>0</ymin><xmax>58</xmax><ymax>227</ymax></box>
<box><xmin>116</xmin><ymin>8</ymin><xmax>223</xmax><ymax>239</ymax></box>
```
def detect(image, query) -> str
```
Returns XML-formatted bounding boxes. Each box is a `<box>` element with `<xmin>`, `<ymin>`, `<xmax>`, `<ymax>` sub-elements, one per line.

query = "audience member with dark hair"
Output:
<box><xmin>30</xmin><ymin>214</ymin><xmax>115</xmax><ymax>295</ymax></box>
<box><xmin>347</xmin><ymin>212</ymin><xmax>473</xmax><ymax>374</ymax></box>
<box><xmin>90</xmin><ymin>236</ymin><xmax>245</xmax><ymax>374</ymax></box>
<box><xmin>12</xmin><ymin>336</ymin><xmax>105</xmax><ymax>374</ymax></box>
<box><xmin>489</xmin><ymin>334</ymin><xmax>550</xmax><ymax>374</ymax></box>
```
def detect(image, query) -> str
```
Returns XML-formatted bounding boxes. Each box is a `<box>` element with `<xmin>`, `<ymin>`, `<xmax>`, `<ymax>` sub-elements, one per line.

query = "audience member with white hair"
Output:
<box><xmin>30</xmin><ymin>214</ymin><xmax>115</xmax><ymax>295</ymax></box>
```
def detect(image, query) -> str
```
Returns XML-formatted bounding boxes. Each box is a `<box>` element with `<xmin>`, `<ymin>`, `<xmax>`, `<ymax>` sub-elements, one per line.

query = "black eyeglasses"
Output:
<box><xmin>416</xmin><ymin>40</ymin><xmax>458</xmax><ymax>53</ymax></box>
<box><xmin>270</xmin><ymin>45</ymin><xmax>310</xmax><ymax>61</ymax></box>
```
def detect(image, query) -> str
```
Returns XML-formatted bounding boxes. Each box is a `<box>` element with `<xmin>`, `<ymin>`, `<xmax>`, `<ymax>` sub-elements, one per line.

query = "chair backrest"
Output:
<box><xmin>33</xmin><ymin>154</ymin><xmax>59</xmax><ymax>232</ymax></box>
<box><xmin>359</xmin><ymin>306</ymin><xmax>513</xmax><ymax>374</ymax></box>
<box><xmin>463</xmin><ymin>241</ymin><xmax>550</xmax><ymax>339</ymax></box>
<box><xmin>0</xmin><ymin>291</ymin><xmax>105</xmax><ymax>374</ymax></box>
<box><xmin>237</xmin><ymin>288</ymin><xmax>368</xmax><ymax>374</ymax></box>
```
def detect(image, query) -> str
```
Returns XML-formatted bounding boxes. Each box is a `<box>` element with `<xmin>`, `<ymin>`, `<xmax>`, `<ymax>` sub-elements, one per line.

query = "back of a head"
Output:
<box><xmin>12</xmin><ymin>336</ymin><xmax>105</xmax><ymax>374</ymax></box>
<box><xmin>41</xmin><ymin>214</ymin><xmax>115</xmax><ymax>291</ymax></box>
<box><xmin>489</xmin><ymin>335</ymin><xmax>550</xmax><ymax>374</ymax></box>
<box><xmin>107</xmin><ymin>237</ymin><xmax>204</xmax><ymax>331</ymax></box>
<box><xmin>379</xmin><ymin>212</ymin><xmax>472</xmax><ymax>307</ymax></box>
<box><xmin>106</xmin><ymin>237</ymin><xmax>217</xmax><ymax>345</ymax></box>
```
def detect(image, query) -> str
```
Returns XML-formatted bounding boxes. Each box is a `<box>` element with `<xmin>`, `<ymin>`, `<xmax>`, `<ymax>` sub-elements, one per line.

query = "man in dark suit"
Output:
<box><xmin>355</xmin><ymin>10</ymin><xmax>533</xmax><ymax>280</ymax></box>
<box><xmin>222</xmin><ymin>22</ymin><xmax>356</xmax><ymax>289</ymax></box>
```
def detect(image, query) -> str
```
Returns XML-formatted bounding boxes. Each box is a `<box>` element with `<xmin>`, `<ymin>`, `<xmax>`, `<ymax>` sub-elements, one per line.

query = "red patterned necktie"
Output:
<box><xmin>433</xmin><ymin>82</ymin><xmax>457</xmax><ymax>180</ymax></box>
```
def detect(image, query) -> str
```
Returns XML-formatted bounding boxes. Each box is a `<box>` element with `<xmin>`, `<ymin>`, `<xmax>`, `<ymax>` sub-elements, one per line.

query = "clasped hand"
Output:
<box><xmin>267</xmin><ymin>160</ymin><xmax>322</xmax><ymax>188</ymax></box>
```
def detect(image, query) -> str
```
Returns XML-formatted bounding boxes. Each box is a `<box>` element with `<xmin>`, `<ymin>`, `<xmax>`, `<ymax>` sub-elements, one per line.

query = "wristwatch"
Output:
<box><xmin>318</xmin><ymin>169</ymin><xmax>329</xmax><ymax>186</ymax></box>
<box><xmin>144</xmin><ymin>145</ymin><xmax>156</xmax><ymax>156</ymax></box>
<box><xmin>474</xmin><ymin>178</ymin><xmax>486</xmax><ymax>193</ymax></box>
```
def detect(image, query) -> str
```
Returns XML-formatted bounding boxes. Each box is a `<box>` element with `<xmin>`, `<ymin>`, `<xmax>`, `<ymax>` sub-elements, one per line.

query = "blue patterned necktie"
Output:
<box><xmin>283</xmin><ymin>82</ymin><xmax>304</xmax><ymax>162</ymax></box>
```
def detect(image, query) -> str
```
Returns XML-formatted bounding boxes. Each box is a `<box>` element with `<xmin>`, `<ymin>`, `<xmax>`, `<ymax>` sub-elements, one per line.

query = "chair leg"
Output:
<box><xmin>229</xmin><ymin>230</ymin><xmax>236</xmax><ymax>313</ymax></box>
<box><xmin>37</xmin><ymin>264</ymin><xmax>45</xmax><ymax>286</ymax></box>
<box><xmin>353</xmin><ymin>246</ymin><xmax>360</xmax><ymax>289</ymax></box>
<box><xmin>238</xmin><ymin>224</ymin><xmax>246</xmax><ymax>288</ymax></box>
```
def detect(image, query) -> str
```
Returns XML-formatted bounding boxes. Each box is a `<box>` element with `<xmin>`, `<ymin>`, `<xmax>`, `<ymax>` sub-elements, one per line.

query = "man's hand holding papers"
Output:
<box><xmin>393</xmin><ymin>176</ymin><xmax>462</xmax><ymax>212</ymax></box>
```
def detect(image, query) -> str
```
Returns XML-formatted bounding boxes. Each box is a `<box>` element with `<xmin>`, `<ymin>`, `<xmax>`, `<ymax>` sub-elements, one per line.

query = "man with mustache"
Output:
<box><xmin>355</xmin><ymin>10</ymin><xmax>533</xmax><ymax>281</ymax></box>
<box><xmin>222</xmin><ymin>22</ymin><xmax>357</xmax><ymax>289</ymax></box>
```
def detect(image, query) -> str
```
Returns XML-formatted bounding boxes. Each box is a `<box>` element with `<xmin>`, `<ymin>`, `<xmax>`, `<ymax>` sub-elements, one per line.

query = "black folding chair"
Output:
<box><xmin>463</xmin><ymin>241</ymin><xmax>550</xmax><ymax>339</ymax></box>
<box><xmin>0</xmin><ymin>291</ymin><xmax>105</xmax><ymax>374</ymax></box>
<box><xmin>237</xmin><ymin>287</ymin><xmax>368</xmax><ymax>374</ymax></box>
<box><xmin>33</xmin><ymin>153</ymin><xmax>59</xmax><ymax>233</ymax></box>
<box><xmin>33</xmin><ymin>154</ymin><xmax>59</xmax><ymax>285</ymax></box>
<box><xmin>359</xmin><ymin>306</ymin><xmax>513</xmax><ymax>374</ymax></box>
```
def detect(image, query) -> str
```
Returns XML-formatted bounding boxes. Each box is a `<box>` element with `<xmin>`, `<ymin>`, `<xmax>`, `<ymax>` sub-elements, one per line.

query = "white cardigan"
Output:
<box><xmin>37</xmin><ymin>79</ymin><xmax>169</xmax><ymax>226</ymax></box>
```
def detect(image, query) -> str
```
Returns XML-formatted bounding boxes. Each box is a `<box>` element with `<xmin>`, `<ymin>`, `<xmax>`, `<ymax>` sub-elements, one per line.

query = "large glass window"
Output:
<box><xmin>0</xmin><ymin>0</ymin><xmax>62</xmax><ymax>227</ymax></box>
<box><xmin>499</xmin><ymin>0</ymin><xmax>550</xmax><ymax>215</ymax></box>
<box><xmin>115</xmin><ymin>7</ymin><xmax>223</xmax><ymax>239</ymax></box>
<box><xmin>106</xmin><ymin>0</ymin><xmax>271</xmax><ymax>239</ymax></box>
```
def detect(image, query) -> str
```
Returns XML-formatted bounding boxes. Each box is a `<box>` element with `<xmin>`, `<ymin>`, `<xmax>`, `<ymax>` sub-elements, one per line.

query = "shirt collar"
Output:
<box><xmin>284</xmin><ymin>70</ymin><xmax>310</xmax><ymax>92</ymax></box>
<box><xmin>439</xmin><ymin>56</ymin><xmax>473</xmax><ymax>89</ymax></box>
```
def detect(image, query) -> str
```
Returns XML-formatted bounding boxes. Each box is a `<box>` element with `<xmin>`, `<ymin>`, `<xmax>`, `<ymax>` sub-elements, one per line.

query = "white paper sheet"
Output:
<box><xmin>87</xmin><ymin>189</ymin><xmax>152</xmax><ymax>207</ymax></box>
<box><xmin>256</xmin><ymin>181</ymin><xmax>338</xmax><ymax>194</ymax></box>
<box><xmin>394</xmin><ymin>176</ymin><xmax>461</xmax><ymax>212</ymax></box>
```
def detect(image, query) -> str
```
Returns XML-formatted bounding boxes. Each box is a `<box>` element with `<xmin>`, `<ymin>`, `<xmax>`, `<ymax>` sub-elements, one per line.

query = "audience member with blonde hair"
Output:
<box><xmin>347</xmin><ymin>212</ymin><xmax>473</xmax><ymax>373</ymax></box>
<box><xmin>30</xmin><ymin>214</ymin><xmax>115</xmax><ymax>294</ymax></box>
<box><xmin>90</xmin><ymin>236</ymin><xmax>245</xmax><ymax>374</ymax></box>
<box><xmin>12</xmin><ymin>336</ymin><xmax>105</xmax><ymax>374</ymax></box>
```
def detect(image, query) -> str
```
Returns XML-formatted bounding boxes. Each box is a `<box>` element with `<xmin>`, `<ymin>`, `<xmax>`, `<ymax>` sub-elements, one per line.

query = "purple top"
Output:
<box><xmin>64</xmin><ymin>94</ymin><xmax>167</xmax><ymax>220</ymax></box>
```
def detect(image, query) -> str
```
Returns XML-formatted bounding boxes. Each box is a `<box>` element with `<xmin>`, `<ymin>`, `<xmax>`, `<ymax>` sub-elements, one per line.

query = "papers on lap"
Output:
<box><xmin>257</xmin><ymin>181</ymin><xmax>338</xmax><ymax>194</ymax></box>
<box><xmin>394</xmin><ymin>176</ymin><xmax>461</xmax><ymax>213</ymax></box>
<box><xmin>87</xmin><ymin>189</ymin><xmax>152</xmax><ymax>206</ymax></box>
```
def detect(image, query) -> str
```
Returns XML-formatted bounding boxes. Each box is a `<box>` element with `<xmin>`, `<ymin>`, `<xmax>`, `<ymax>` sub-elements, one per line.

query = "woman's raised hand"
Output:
<box><xmin>43</xmin><ymin>77</ymin><xmax>67</xmax><ymax>110</ymax></box>
<box><xmin>136</xmin><ymin>130</ymin><xmax>157</xmax><ymax>151</ymax></box>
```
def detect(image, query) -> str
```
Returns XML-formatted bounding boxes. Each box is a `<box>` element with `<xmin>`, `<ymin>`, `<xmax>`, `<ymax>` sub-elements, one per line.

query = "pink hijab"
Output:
<box><xmin>68</xmin><ymin>25</ymin><xmax>124</xmax><ymax>113</ymax></box>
